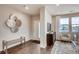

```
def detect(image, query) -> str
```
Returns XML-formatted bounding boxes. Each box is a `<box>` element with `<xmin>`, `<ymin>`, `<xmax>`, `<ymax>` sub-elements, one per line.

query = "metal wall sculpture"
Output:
<box><xmin>5</xmin><ymin>14</ymin><xmax>22</xmax><ymax>33</ymax></box>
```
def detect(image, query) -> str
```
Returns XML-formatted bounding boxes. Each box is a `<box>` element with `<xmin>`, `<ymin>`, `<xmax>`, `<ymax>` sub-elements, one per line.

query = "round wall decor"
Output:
<box><xmin>5</xmin><ymin>14</ymin><xmax>22</xmax><ymax>33</ymax></box>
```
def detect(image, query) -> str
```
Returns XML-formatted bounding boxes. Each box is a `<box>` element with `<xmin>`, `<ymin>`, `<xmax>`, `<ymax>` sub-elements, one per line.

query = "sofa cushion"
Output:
<box><xmin>58</xmin><ymin>33</ymin><xmax>71</xmax><ymax>42</ymax></box>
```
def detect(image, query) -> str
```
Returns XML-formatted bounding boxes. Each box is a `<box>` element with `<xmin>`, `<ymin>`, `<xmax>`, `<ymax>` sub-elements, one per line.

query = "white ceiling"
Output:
<box><xmin>5</xmin><ymin>4</ymin><xmax>79</xmax><ymax>16</ymax></box>
<box><xmin>46</xmin><ymin>4</ymin><xmax>79</xmax><ymax>16</ymax></box>
<box><xmin>8</xmin><ymin>4</ymin><xmax>43</xmax><ymax>15</ymax></box>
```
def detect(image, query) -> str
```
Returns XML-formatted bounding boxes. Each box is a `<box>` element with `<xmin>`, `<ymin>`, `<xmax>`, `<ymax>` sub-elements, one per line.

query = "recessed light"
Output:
<box><xmin>25</xmin><ymin>6</ymin><xmax>29</xmax><ymax>10</ymax></box>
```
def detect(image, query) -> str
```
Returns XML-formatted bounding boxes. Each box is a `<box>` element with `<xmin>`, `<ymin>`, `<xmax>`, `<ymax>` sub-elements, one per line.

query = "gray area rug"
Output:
<box><xmin>51</xmin><ymin>41</ymin><xmax>79</xmax><ymax>54</ymax></box>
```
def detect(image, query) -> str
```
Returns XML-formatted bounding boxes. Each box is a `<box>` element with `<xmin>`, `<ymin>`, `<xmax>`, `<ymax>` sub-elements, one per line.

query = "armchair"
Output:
<box><xmin>60</xmin><ymin>33</ymin><xmax>71</xmax><ymax>42</ymax></box>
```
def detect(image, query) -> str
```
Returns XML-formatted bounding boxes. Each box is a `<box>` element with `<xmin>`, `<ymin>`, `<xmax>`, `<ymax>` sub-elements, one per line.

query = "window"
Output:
<box><xmin>59</xmin><ymin>18</ymin><xmax>69</xmax><ymax>32</ymax></box>
<box><xmin>72</xmin><ymin>17</ymin><xmax>79</xmax><ymax>32</ymax></box>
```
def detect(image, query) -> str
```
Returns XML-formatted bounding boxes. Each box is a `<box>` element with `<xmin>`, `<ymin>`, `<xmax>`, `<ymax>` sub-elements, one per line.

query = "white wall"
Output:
<box><xmin>40</xmin><ymin>6</ymin><xmax>52</xmax><ymax>48</ymax></box>
<box><xmin>0</xmin><ymin>5</ymin><xmax>32</xmax><ymax>51</ymax></box>
<box><xmin>31</xmin><ymin>16</ymin><xmax>40</xmax><ymax>40</ymax></box>
<box><xmin>51</xmin><ymin>16</ymin><xmax>60</xmax><ymax>40</ymax></box>
<box><xmin>51</xmin><ymin>16</ymin><xmax>56</xmax><ymax>32</ymax></box>
<box><xmin>45</xmin><ymin>7</ymin><xmax>52</xmax><ymax>33</ymax></box>
<box><xmin>40</xmin><ymin>7</ymin><xmax>46</xmax><ymax>48</ymax></box>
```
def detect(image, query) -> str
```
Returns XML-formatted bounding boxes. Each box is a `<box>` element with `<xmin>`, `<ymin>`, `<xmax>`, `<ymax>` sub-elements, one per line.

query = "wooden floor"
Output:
<box><xmin>7</xmin><ymin>41</ymin><xmax>52</xmax><ymax>54</ymax></box>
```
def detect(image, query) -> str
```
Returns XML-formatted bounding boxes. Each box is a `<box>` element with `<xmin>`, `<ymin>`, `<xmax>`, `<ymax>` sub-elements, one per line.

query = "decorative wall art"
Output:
<box><xmin>5</xmin><ymin>14</ymin><xmax>22</xmax><ymax>33</ymax></box>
